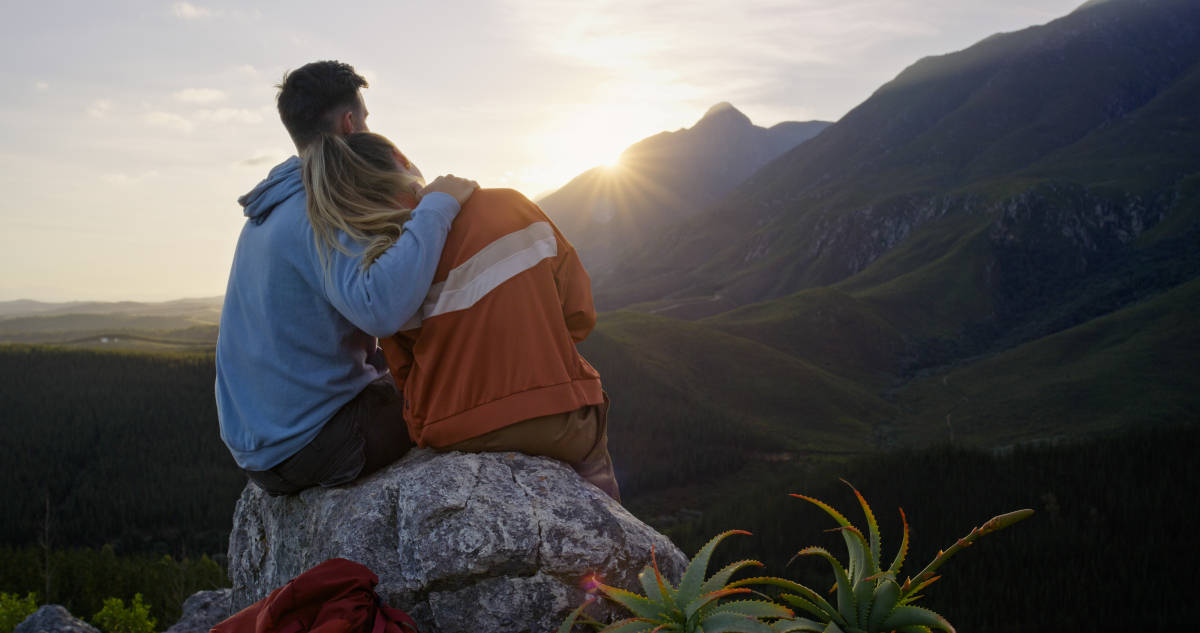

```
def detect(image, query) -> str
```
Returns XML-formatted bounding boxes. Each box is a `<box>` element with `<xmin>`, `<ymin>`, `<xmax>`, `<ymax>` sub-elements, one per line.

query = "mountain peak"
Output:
<box><xmin>696</xmin><ymin>102</ymin><xmax>752</xmax><ymax>127</ymax></box>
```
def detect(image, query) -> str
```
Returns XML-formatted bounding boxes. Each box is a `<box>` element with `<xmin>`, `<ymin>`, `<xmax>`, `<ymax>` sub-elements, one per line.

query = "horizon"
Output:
<box><xmin>1</xmin><ymin>1</ymin><xmax>1085</xmax><ymax>303</ymax></box>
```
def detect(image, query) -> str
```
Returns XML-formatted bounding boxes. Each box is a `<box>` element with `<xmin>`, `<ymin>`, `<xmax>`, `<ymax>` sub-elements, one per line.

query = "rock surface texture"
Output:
<box><xmin>228</xmin><ymin>450</ymin><xmax>687</xmax><ymax>633</ymax></box>
<box><xmin>14</xmin><ymin>606</ymin><xmax>99</xmax><ymax>633</ymax></box>
<box><xmin>164</xmin><ymin>589</ymin><xmax>232</xmax><ymax>633</ymax></box>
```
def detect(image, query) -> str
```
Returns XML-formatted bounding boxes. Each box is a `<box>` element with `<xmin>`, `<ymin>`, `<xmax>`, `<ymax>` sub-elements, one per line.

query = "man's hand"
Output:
<box><xmin>420</xmin><ymin>175</ymin><xmax>478</xmax><ymax>207</ymax></box>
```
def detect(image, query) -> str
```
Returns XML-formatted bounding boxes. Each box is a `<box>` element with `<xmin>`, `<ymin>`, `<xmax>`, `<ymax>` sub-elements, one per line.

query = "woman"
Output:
<box><xmin>302</xmin><ymin>133</ymin><xmax>620</xmax><ymax>501</ymax></box>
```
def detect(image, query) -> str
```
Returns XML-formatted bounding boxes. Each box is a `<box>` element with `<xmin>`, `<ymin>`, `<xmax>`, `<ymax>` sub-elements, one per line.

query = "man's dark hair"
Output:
<box><xmin>276</xmin><ymin>60</ymin><xmax>368</xmax><ymax>150</ymax></box>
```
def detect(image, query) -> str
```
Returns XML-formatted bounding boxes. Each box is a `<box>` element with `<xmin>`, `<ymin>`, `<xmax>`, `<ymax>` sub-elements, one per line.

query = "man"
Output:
<box><xmin>215</xmin><ymin>60</ymin><xmax>476</xmax><ymax>495</ymax></box>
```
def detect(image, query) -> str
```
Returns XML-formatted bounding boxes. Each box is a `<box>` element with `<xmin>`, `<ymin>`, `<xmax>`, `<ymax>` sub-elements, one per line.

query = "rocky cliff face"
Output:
<box><xmin>14</xmin><ymin>606</ymin><xmax>99</xmax><ymax>633</ymax></box>
<box><xmin>226</xmin><ymin>449</ymin><xmax>687</xmax><ymax>633</ymax></box>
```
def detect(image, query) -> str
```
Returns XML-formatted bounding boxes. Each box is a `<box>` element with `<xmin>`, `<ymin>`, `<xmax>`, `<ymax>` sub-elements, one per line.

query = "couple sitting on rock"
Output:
<box><xmin>215</xmin><ymin>60</ymin><xmax>620</xmax><ymax>502</ymax></box>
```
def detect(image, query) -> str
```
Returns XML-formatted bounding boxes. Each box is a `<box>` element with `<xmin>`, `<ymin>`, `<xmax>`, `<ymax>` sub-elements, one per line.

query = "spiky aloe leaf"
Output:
<box><xmin>821</xmin><ymin>622</ymin><xmax>846</xmax><ymax>633</ymax></box>
<box><xmin>853</xmin><ymin>574</ymin><xmax>874</xmax><ymax>627</ymax></box>
<box><xmin>597</xmin><ymin>618</ymin><xmax>658</xmax><ymax>633</ymax></box>
<box><xmin>692</xmin><ymin>612</ymin><xmax>777</xmax><ymax>633</ymax></box>
<box><xmin>887</xmin><ymin>508</ymin><xmax>910</xmax><ymax>577</ymax></box>
<box><xmin>866</xmin><ymin>579</ymin><xmax>901</xmax><ymax>631</ymax></box>
<box><xmin>899</xmin><ymin>576</ymin><xmax>940</xmax><ymax>606</ymax></box>
<box><xmin>709</xmin><ymin>600</ymin><xmax>793</xmax><ymax>619</ymax></box>
<box><xmin>842</xmin><ymin>481</ymin><xmax>882</xmax><ymax>571</ymax></box>
<box><xmin>894</xmin><ymin>627</ymin><xmax>932</xmax><ymax>633</ymax></box>
<box><xmin>793</xmin><ymin>548</ymin><xmax>854</xmax><ymax>621</ymax></box>
<box><xmin>638</xmin><ymin>566</ymin><xmax>665</xmax><ymax>606</ymax></box>
<box><xmin>677</xmin><ymin>530</ymin><xmax>751</xmax><ymax>606</ymax></box>
<box><xmin>596</xmin><ymin>584</ymin><xmax>668</xmax><ymax>619</ymax></box>
<box><xmin>777</xmin><ymin>594</ymin><xmax>826</xmax><ymax>622</ymax></box>
<box><xmin>828</xmin><ymin>524</ymin><xmax>872</xmax><ymax>584</ymax></box>
<box><xmin>880</xmin><ymin>605</ymin><xmax>955</xmax><ymax>633</ymax></box>
<box><xmin>730</xmin><ymin>577</ymin><xmax>842</xmax><ymax>625</ymax></box>
<box><xmin>791</xmin><ymin>495</ymin><xmax>862</xmax><ymax>583</ymax></box>
<box><xmin>901</xmin><ymin>509</ymin><xmax>1033</xmax><ymax>596</ymax></box>
<box><xmin>556</xmin><ymin>602</ymin><xmax>590</xmax><ymax>633</ymax></box>
<box><xmin>770</xmin><ymin>618</ymin><xmax>826</xmax><ymax>633</ymax></box>
<box><xmin>650</xmin><ymin>546</ymin><xmax>681</xmax><ymax>612</ymax></box>
<box><xmin>700</xmin><ymin>560</ymin><xmax>765</xmax><ymax>596</ymax></box>
<box><xmin>684</xmin><ymin>588</ymin><xmax>752</xmax><ymax>620</ymax></box>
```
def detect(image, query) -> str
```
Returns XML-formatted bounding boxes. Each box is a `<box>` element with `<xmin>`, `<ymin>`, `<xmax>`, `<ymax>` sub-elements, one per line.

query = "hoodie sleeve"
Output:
<box><xmin>322</xmin><ymin>192</ymin><xmax>459</xmax><ymax>337</ymax></box>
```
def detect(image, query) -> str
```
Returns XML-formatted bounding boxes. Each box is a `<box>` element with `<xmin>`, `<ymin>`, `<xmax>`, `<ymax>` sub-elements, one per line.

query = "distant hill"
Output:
<box><xmin>538</xmin><ymin>103</ymin><xmax>829</xmax><ymax>278</ymax></box>
<box><xmin>0</xmin><ymin>296</ymin><xmax>222</xmax><ymax>348</ymax></box>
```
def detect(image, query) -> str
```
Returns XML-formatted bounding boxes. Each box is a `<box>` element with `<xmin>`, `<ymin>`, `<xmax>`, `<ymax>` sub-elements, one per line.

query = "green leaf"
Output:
<box><xmin>597</xmin><ymin>618</ymin><xmax>658</xmax><ymax>633</ymax></box>
<box><xmin>693</xmin><ymin>613</ymin><xmax>776</xmax><ymax>633</ymax></box>
<box><xmin>880</xmin><ymin>606</ymin><xmax>956</xmax><ymax>633</ymax></box>
<box><xmin>685</xmin><ymin>588</ymin><xmax>752</xmax><ymax>620</ymax></box>
<box><xmin>793</xmin><ymin>548</ymin><xmax>854</xmax><ymax>622</ymax></box>
<box><xmin>887</xmin><ymin>508</ymin><xmax>910</xmax><ymax>578</ymax></box>
<box><xmin>678</xmin><ymin>530</ymin><xmax>752</xmax><ymax>605</ymax></box>
<box><xmin>842</xmin><ymin>481</ymin><xmax>882</xmax><ymax>571</ymax></box>
<box><xmin>597</xmin><ymin>584</ymin><xmax>667</xmax><ymax>619</ymax></box>
<box><xmin>853</xmin><ymin>574</ymin><xmax>874</xmax><ymax>626</ymax></box>
<box><xmin>556</xmin><ymin>602</ymin><xmax>589</xmax><ymax>633</ymax></box>
<box><xmin>771</xmin><ymin>619</ymin><xmax>827</xmax><ymax>633</ymax></box>
<box><xmin>895</xmin><ymin>627</ymin><xmax>932</xmax><ymax>633</ymax></box>
<box><xmin>700</xmin><ymin>560</ymin><xmax>765</xmax><ymax>596</ymax></box>
<box><xmin>866</xmin><ymin>579</ymin><xmax>901</xmax><ymax>631</ymax></box>
<box><xmin>778</xmin><ymin>594</ymin><xmax>827</xmax><ymax>621</ymax></box>
<box><xmin>730</xmin><ymin>578</ymin><xmax>842</xmax><ymax>626</ymax></box>
<box><xmin>821</xmin><ymin>622</ymin><xmax>846</xmax><ymax>633</ymax></box>
<box><xmin>899</xmin><ymin>576</ymin><xmax>940</xmax><ymax>606</ymax></box>
<box><xmin>639</xmin><ymin>566</ymin><xmax>666</xmax><ymax>605</ymax></box>
<box><xmin>709</xmin><ymin>600</ymin><xmax>794</xmax><ymax>619</ymax></box>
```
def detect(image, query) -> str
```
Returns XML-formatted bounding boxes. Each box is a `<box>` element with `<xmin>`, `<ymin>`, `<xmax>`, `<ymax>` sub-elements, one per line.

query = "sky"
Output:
<box><xmin>0</xmin><ymin>0</ymin><xmax>1087</xmax><ymax>302</ymax></box>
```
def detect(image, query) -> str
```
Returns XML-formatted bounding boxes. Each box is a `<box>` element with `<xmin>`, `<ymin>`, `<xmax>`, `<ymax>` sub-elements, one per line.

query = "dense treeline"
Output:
<box><xmin>2</xmin><ymin>344</ymin><xmax>1194</xmax><ymax>630</ymax></box>
<box><xmin>0</xmin><ymin>546</ymin><xmax>225</xmax><ymax>626</ymax></box>
<box><xmin>667</xmin><ymin>424</ymin><xmax>1199</xmax><ymax>632</ymax></box>
<box><xmin>0</xmin><ymin>345</ymin><xmax>245</xmax><ymax>555</ymax></box>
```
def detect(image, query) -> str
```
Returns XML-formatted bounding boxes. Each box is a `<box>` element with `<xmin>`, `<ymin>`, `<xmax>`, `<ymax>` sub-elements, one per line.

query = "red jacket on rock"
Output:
<box><xmin>380</xmin><ymin>188</ymin><xmax>603</xmax><ymax>448</ymax></box>
<box><xmin>211</xmin><ymin>558</ymin><xmax>418</xmax><ymax>633</ymax></box>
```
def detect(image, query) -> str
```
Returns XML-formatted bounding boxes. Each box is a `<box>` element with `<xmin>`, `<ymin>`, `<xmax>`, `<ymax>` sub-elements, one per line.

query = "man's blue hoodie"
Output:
<box><xmin>216</xmin><ymin>156</ymin><xmax>460</xmax><ymax>471</ymax></box>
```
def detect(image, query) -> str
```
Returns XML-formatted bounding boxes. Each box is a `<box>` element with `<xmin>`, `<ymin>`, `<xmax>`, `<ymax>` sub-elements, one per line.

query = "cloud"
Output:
<box><xmin>173</xmin><ymin>88</ymin><xmax>227</xmax><ymax>104</ymax></box>
<box><xmin>34</xmin><ymin>81</ymin><xmax>49</xmax><ymax>92</ymax></box>
<box><xmin>239</xmin><ymin>152</ymin><xmax>286</xmax><ymax>167</ymax></box>
<box><xmin>194</xmin><ymin>108</ymin><xmax>265</xmax><ymax>124</ymax></box>
<box><xmin>145</xmin><ymin>111</ymin><xmax>195</xmax><ymax>133</ymax></box>
<box><xmin>87</xmin><ymin>99</ymin><xmax>113</xmax><ymax>118</ymax></box>
<box><xmin>172</xmin><ymin>2</ymin><xmax>213</xmax><ymax>19</ymax></box>
<box><xmin>103</xmin><ymin>171</ymin><xmax>160</xmax><ymax>186</ymax></box>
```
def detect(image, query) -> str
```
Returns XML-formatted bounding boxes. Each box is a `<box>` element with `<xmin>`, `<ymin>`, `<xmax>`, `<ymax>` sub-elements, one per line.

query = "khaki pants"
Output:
<box><xmin>441</xmin><ymin>394</ymin><xmax>621</xmax><ymax>502</ymax></box>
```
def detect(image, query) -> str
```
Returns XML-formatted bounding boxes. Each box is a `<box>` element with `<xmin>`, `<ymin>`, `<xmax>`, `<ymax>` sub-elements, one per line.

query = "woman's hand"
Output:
<box><xmin>420</xmin><ymin>175</ymin><xmax>479</xmax><ymax>207</ymax></box>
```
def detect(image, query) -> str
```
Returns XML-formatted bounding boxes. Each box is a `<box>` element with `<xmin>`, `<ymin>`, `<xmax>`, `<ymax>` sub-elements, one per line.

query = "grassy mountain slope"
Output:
<box><xmin>893</xmin><ymin>275</ymin><xmax>1200</xmax><ymax>446</ymax></box>
<box><xmin>595</xmin><ymin>0</ymin><xmax>1200</xmax><ymax>323</ymax></box>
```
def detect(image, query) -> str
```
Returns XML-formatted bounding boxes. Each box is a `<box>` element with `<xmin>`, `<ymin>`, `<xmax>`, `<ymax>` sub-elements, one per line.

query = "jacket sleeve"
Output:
<box><xmin>553</xmin><ymin>230</ymin><xmax>597</xmax><ymax>343</ymax></box>
<box><xmin>322</xmin><ymin>192</ymin><xmax>459</xmax><ymax>338</ymax></box>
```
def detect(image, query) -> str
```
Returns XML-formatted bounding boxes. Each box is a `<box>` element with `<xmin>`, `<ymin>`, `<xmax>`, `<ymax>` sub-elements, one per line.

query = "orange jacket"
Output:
<box><xmin>380</xmin><ymin>188</ymin><xmax>603</xmax><ymax>448</ymax></box>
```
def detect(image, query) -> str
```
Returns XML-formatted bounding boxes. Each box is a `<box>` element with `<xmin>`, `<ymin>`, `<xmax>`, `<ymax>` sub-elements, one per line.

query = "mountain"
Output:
<box><xmin>0</xmin><ymin>296</ymin><xmax>223</xmax><ymax>348</ymax></box>
<box><xmin>538</xmin><ymin>104</ymin><xmax>829</xmax><ymax>278</ymax></box>
<box><xmin>595</xmin><ymin>0</ymin><xmax>1200</xmax><ymax>341</ymax></box>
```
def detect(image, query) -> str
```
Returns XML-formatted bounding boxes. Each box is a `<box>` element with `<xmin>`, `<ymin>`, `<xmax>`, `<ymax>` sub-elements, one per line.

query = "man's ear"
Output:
<box><xmin>337</xmin><ymin>109</ymin><xmax>355</xmax><ymax>135</ymax></box>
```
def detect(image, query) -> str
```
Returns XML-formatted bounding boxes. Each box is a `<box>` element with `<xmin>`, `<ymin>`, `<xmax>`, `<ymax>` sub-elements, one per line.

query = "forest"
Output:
<box><xmin>0</xmin><ymin>344</ymin><xmax>1194</xmax><ymax>630</ymax></box>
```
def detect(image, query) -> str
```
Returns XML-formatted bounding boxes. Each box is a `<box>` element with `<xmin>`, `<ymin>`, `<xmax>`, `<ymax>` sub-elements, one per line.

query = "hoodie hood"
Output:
<box><xmin>238</xmin><ymin>156</ymin><xmax>303</xmax><ymax>224</ymax></box>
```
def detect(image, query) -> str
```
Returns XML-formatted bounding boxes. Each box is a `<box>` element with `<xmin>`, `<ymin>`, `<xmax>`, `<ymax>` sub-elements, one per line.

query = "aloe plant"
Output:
<box><xmin>731</xmin><ymin>481</ymin><xmax>1033</xmax><ymax>633</ymax></box>
<box><xmin>557</xmin><ymin>530</ymin><xmax>793</xmax><ymax>633</ymax></box>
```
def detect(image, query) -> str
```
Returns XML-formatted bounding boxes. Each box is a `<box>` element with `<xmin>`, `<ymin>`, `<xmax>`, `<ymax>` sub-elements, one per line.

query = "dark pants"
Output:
<box><xmin>244</xmin><ymin>377</ymin><xmax>413</xmax><ymax>496</ymax></box>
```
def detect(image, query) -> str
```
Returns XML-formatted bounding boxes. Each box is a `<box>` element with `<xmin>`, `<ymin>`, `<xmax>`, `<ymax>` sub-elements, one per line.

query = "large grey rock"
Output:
<box><xmin>163</xmin><ymin>589</ymin><xmax>232</xmax><ymax>633</ymax></box>
<box><xmin>228</xmin><ymin>449</ymin><xmax>687</xmax><ymax>633</ymax></box>
<box><xmin>15</xmin><ymin>606</ymin><xmax>99</xmax><ymax>633</ymax></box>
